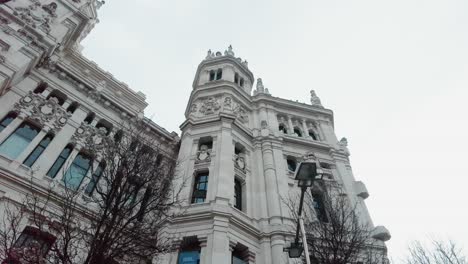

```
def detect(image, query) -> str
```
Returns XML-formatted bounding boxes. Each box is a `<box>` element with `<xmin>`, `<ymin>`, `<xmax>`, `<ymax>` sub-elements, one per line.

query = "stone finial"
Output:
<box><xmin>225</xmin><ymin>45</ymin><xmax>235</xmax><ymax>56</ymax></box>
<box><xmin>339</xmin><ymin>137</ymin><xmax>348</xmax><ymax>147</ymax></box>
<box><xmin>256</xmin><ymin>78</ymin><xmax>265</xmax><ymax>93</ymax></box>
<box><xmin>206</xmin><ymin>49</ymin><xmax>212</xmax><ymax>59</ymax></box>
<box><xmin>310</xmin><ymin>90</ymin><xmax>323</xmax><ymax>108</ymax></box>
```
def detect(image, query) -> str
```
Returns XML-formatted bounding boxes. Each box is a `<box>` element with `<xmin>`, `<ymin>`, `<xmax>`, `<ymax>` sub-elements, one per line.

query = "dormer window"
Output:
<box><xmin>234</xmin><ymin>73</ymin><xmax>245</xmax><ymax>87</ymax></box>
<box><xmin>293</xmin><ymin>127</ymin><xmax>302</xmax><ymax>137</ymax></box>
<box><xmin>84</xmin><ymin>112</ymin><xmax>95</xmax><ymax>124</ymax></box>
<box><xmin>67</xmin><ymin>102</ymin><xmax>79</xmax><ymax>114</ymax></box>
<box><xmin>278</xmin><ymin>124</ymin><xmax>287</xmax><ymax>134</ymax></box>
<box><xmin>209</xmin><ymin>69</ymin><xmax>223</xmax><ymax>81</ymax></box>
<box><xmin>33</xmin><ymin>82</ymin><xmax>47</xmax><ymax>94</ymax></box>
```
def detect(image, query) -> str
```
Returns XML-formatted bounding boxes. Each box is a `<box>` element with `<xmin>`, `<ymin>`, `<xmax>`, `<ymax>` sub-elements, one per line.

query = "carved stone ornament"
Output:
<box><xmin>223</xmin><ymin>97</ymin><xmax>232</xmax><ymax>110</ymax></box>
<box><xmin>234</xmin><ymin>153</ymin><xmax>246</xmax><ymax>172</ymax></box>
<box><xmin>195</xmin><ymin>145</ymin><xmax>211</xmax><ymax>164</ymax></box>
<box><xmin>233</xmin><ymin>105</ymin><xmax>248</xmax><ymax>124</ymax></box>
<box><xmin>13</xmin><ymin>0</ymin><xmax>58</xmax><ymax>33</ymax></box>
<box><xmin>310</xmin><ymin>90</ymin><xmax>324</xmax><ymax>108</ymax></box>
<box><xmin>199</xmin><ymin>97</ymin><xmax>221</xmax><ymax>115</ymax></box>
<box><xmin>190</xmin><ymin>103</ymin><xmax>198</xmax><ymax>113</ymax></box>
<box><xmin>71</xmin><ymin>123</ymin><xmax>109</xmax><ymax>151</ymax></box>
<box><xmin>13</xmin><ymin>92</ymin><xmax>70</xmax><ymax>132</ymax></box>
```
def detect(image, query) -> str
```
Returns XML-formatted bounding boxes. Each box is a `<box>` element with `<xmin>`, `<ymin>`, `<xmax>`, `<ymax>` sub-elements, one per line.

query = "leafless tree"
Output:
<box><xmin>285</xmin><ymin>182</ymin><xmax>388</xmax><ymax>264</ymax></box>
<box><xmin>405</xmin><ymin>238</ymin><xmax>467</xmax><ymax>264</ymax></box>
<box><xmin>0</xmin><ymin>121</ymin><xmax>183</xmax><ymax>264</ymax></box>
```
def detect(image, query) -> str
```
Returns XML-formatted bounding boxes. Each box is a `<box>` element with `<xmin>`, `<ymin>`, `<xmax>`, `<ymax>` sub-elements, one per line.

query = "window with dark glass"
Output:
<box><xmin>293</xmin><ymin>127</ymin><xmax>302</xmax><ymax>137</ymax></box>
<box><xmin>312</xmin><ymin>192</ymin><xmax>328</xmax><ymax>223</ymax></box>
<box><xmin>234</xmin><ymin>73</ymin><xmax>239</xmax><ymax>84</ymax></box>
<box><xmin>23</xmin><ymin>134</ymin><xmax>54</xmax><ymax>167</ymax></box>
<box><xmin>216</xmin><ymin>69</ymin><xmax>222</xmax><ymax>80</ymax></box>
<box><xmin>286</xmin><ymin>157</ymin><xmax>297</xmax><ymax>172</ymax></box>
<box><xmin>191</xmin><ymin>172</ymin><xmax>208</xmax><ymax>203</ymax></box>
<box><xmin>84</xmin><ymin>112</ymin><xmax>95</xmax><ymax>124</ymax></box>
<box><xmin>96</xmin><ymin>120</ymin><xmax>113</xmax><ymax>135</ymax></box>
<box><xmin>0</xmin><ymin>122</ymin><xmax>40</xmax><ymax>159</ymax></box>
<box><xmin>178</xmin><ymin>239</ymin><xmax>200</xmax><ymax>264</ymax></box>
<box><xmin>239</xmin><ymin>78</ymin><xmax>244</xmax><ymax>87</ymax></box>
<box><xmin>0</xmin><ymin>112</ymin><xmax>17</xmax><ymax>133</ymax></box>
<box><xmin>278</xmin><ymin>124</ymin><xmax>287</xmax><ymax>134</ymax></box>
<box><xmin>234</xmin><ymin>178</ymin><xmax>242</xmax><ymax>211</ymax></box>
<box><xmin>85</xmin><ymin>162</ymin><xmax>105</xmax><ymax>196</ymax></box>
<box><xmin>13</xmin><ymin>226</ymin><xmax>56</xmax><ymax>257</ymax></box>
<box><xmin>46</xmin><ymin>90</ymin><xmax>67</xmax><ymax>106</ymax></box>
<box><xmin>209</xmin><ymin>70</ymin><xmax>216</xmax><ymax>81</ymax></box>
<box><xmin>47</xmin><ymin>144</ymin><xmax>73</xmax><ymax>178</ymax></box>
<box><xmin>63</xmin><ymin>152</ymin><xmax>92</xmax><ymax>190</ymax></box>
<box><xmin>33</xmin><ymin>82</ymin><xmax>47</xmax><ymax>94</ymax></box>
<box><xmin>232</xmin><ymin>247</ymin><xmax>247</xmax><ymax>264</ymax></box>
<box><xmin>66</xmin><ymin>102</ymin><xmax>79</xmax><ymax>114</ymax></box>
<box><xmin>308</xmin><ymin>130</ymin><xmax>317</xmax><ymax>140</ymax></box>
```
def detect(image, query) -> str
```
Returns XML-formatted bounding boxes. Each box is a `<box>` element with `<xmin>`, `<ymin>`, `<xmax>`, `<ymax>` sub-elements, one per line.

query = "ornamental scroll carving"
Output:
<box><xmin>190</xmin><ymin>96</ymin><xmax>249</xmax><ymax>124</ymax></box>
<box><xmin>13</xmin><ymin>92</ymin><xmax>70</xmax><ymax>133</ymax></box>
<box><xmin>13</xmin><ymin>0</ymin><xmax>58</xmax><ymax>33</ymax></box>
<box><xmin>199</xmin><ymin>97</ymin><xmax>221</xmax><ymax>115</ymax></box>
<box><xmin>71</xmin><ymin>123</ymin><xmax>109</xmax><ymax>151</ymax></box>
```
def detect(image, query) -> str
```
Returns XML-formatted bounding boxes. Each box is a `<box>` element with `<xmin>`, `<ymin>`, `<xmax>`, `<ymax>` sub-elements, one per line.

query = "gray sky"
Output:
<box><xmin>81</xmin><ymin>0</ymin><xmax>468</xmax><ymax>260</ymax></box>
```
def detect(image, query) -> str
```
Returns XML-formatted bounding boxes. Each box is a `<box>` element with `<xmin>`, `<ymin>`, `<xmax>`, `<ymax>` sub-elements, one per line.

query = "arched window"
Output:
<box><xmin>209</xmin><ymin>70</ymin><xmax>216</xmax><ymax>81</ymax></box>
<box><xmin>293</xmin><ymin>127</ymin><xmax>302</xmax><ymax>137</ymax></box>
<box><xmin>0</xmin><ymin>112</ymin><xmax>17</xmax><ymax>133</ymax></box>
<box><xmin>23</xmin><ymin>133</ymin><xmax>54</xmax><ymax>167</ymax></box>
<box><xmin>33</xmin><ymin>82</ymin><xmax>47</xmax><ymax>94</ymax></box>
<box><xmin>63</xmin><ymin>152</ymin><xmax>93</xmax><ymax>190</ymax></box>
<box><xmin>96</xmin><ymin>119</ymin><xmax>113</xmax><ymax>135</ymax></box>
<box><xmin>66</xmin><ymin>102</ymin><xmax>79</xmax><ymax>114</ymax></box>
<box><xmin>0</xmin><ymin>122</ymin><xmax>40</xmax><ymax>159</ymax></box>
<box><xmin>84</xmin><ymin>112</ymin><xmax>95</xmax><ymax>124</ymax></box>
<box><xmin>46</xmin><ymin>90</ymin><xmax>67</xmax><ymax>106</ymax></box>
<box><xmin>47</xmin><ymin>144</ymin><xmax>73</xmax><ymax>178</ymax></box>
<box><xmin>286</xmin><ymin>156</ymin><xmax>297</xmax><ymax>172</ymax></box>
<box><xmin>308</xmin><ymin>130</ymin><xmax>318</xmax><ymax>140</ymax></box>
<box><xmin>234</xmin><ymin>178</ymin><xmax>243</xmax><ymax>211</ymax></box>
<box><xmin>85</xmin><ymin>161</ymin><xmax>105</xmax><ymax>196</ymax></box>
<box><xmin>312</xmin><ymin>192</ymin><xmax>328</xmax><ymax>223</ymax></box>
<box><xmin>192</xmin><ymin>172</ymin><xmax>209</xmax><ymax>203</ymax></box>
<box><xmin>278</xmin><ymin>124</ymin><xmax>287</xmax><ymax>134</ymax></box>
<box><xmin>216</xmin><ymin>69</ymin><xmax>222</xmax><ymax>80</ymax></box>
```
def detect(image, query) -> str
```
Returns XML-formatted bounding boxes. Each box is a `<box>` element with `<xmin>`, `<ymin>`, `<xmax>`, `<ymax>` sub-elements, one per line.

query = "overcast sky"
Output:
<box><xmin>81</xmin><ymin>0</ymin><xmax>468</xmax><ymax>261</ymax></box>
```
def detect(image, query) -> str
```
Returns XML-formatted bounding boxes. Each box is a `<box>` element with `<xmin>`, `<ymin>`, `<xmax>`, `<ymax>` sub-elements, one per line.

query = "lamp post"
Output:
<box><xmin>286</xmin><ymin>153</ymin><xmax>323</xmax><ymax>263</ymax></box>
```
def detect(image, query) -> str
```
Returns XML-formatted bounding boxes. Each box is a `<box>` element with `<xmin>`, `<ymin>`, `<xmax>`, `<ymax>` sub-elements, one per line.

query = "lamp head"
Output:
<box><xmin>287</xmin><ymin>242</ymin><xmax>304</xmax><ymax>258</ymax></box>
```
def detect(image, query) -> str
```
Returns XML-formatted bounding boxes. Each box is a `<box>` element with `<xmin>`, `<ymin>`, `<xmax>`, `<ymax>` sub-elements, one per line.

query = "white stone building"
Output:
<box><xmin>0</xmin><ymin>1</ymin><xmax>390</xmax><ymax>264</ymax></box>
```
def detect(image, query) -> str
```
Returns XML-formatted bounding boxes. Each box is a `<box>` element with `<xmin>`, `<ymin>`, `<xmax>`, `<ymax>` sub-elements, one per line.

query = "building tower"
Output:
<box><xmin>167</xmin><ymin>47</ymin><xmax>391</xmax><ymax>264</ymax></box>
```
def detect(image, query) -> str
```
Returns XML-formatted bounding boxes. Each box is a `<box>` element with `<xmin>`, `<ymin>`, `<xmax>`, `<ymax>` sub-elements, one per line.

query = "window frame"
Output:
<box><xmin>191</xmin><ymin>171</ymin><xmax>209</xmax><ymax>204</ymax></box>
<box><xmin>23</xmin><ymin>133</ymin><xmax>54</xmax><ymax>167</ymax></box>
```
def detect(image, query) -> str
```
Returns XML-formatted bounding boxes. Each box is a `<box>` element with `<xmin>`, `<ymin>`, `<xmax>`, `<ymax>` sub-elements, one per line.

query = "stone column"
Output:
<box><xmin>10</xmin><ymin>125</ymin><xmax>51</xmax><ymax>169</ymax></box>
<box><xmin>260</xmin><ymin>238</ymin><xmax>272</xmax><ymax>264</ymax></box>
<box><xmin>302</xmin><ymin>119</ymin><xmax>309</xmax><ymax>138</ymax></box>
<box><xmin>287</xmin><ymin>116</ymin><xmax>294</xmax><ymax>135</ymax></box>
<box><xmin>209</xmin><ymin>216</ymin><xmax>230</xmax><ymax>263</ymax></box>
<box><xmin>214</xmin><ymin>118</ymin><xmax>234</xmax><ymax>205</ymax></box>
<box><xmin>271</xmin><ymin>235</ymin><xmax>286</xmax><ymax>264</ymax></box>
<box><xmin>261</xmin><ymin>141</ymin><xmax>281</xmax><ymax>224</ymax></box>
<box><xmin>0</xmin><ymin>112</ymin><xmax>25</xmax><ymax>144</ymax></box>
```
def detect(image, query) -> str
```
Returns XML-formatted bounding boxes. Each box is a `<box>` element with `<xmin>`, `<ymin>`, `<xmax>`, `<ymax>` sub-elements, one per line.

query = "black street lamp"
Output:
<box><xmin>286</xmin><ymin>153</ymin><xmax>323</xmax><ymax>263</ymax></box>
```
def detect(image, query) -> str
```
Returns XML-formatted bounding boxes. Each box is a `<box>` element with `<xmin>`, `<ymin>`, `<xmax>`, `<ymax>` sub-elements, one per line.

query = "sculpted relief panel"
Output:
<box><xmin>190</xmin><ymin>96</ymin><xmax>249</xmax><ymax>125</ymax></box>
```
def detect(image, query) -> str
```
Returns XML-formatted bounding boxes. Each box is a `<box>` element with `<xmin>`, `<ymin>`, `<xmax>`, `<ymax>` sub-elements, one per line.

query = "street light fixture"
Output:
<box><xmin>286</xmin><ymin>153</ymin><xmax>323</xmax><ymax>263</ymax></box>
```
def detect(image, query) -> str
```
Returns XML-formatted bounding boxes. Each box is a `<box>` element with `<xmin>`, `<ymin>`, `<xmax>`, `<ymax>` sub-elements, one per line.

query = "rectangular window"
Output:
<box><xmin>0</xmin><ymin>113</ymin><xmax>17</xmax><ymax>133</ymax></box>
<box><xmin>312</xmin><ymin>192</ymin><xmax>328</xmax><ymax>223</ymax></box>
<box><xmin>13</xmin><ymin>226</ymin><xmax>56</xmax><ymax>257</ymax></box>
<box><xmin>234</xmin><ymin>179</ymin><xmax>242</xmax><ymax>211</ymax></box>
<box><xmin>191</xmin><ymin>172</ymin><xmax>208</xmax><ymax>204</ymax></box>
<box><xmin>178</xmin><ymin>250</ymin><xmax>200</xmax><ymax>264</ymax></box>
<box><xmin>47</xmin><ymin>145</ymin><xmax>73</xmax><ymax>178</ymax></box>
<box><xmin>84</xmin><ymin>162</ymin><xmax>105</xmax><ymax>196</ymax></box>
<box><xmin>0</xmin><ymin>122</ymin><xmax>40</xmax><ymax>159</ymax></box>
<box><xmin>23</xmin><ymin>134</ymin><xmax>54</xmax><ymax>167</ymax></box>
<box><xmin>63</xmin><ymin>153</ymin><xmax>92</xmax><ymax>190</ymax></box>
